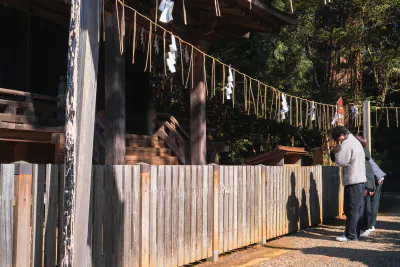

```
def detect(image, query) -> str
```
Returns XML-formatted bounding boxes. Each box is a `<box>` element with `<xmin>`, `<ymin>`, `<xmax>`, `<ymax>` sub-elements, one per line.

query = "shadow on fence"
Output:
<box><xmin>0</xmin><ymin>164</ymin><xmax>341</xmax><ymax>267</ymax></box>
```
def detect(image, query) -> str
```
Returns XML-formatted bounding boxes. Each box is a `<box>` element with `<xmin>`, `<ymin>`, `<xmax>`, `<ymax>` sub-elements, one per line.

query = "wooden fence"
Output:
<box><xmin>0</xmin><ymin>164</ymin><xmax>340</xmax><ymax>267</ymax></box>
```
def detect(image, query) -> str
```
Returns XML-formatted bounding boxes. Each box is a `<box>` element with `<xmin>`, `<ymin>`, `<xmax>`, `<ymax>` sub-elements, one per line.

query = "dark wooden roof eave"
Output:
<box><xmin>244</xmin><ymin>0</ymin><xmax>296</xmax><ymax>26</ymax></box>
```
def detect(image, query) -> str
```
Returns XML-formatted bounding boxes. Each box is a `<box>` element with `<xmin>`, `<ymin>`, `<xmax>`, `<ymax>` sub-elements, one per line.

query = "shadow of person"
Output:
<box><xmin>310</xmin><ymin>172</ymin><xmax>321</xmax><ymax>225</ymax></box>
<box><xmin>300</xmin><ymin>188</ymin><xmax>310</xmax><ymax>229</ymax></box>
<box><xmin>287</xmin><ymin>172</ymin><xmax>300</xmax><ymax>233</ymax></box>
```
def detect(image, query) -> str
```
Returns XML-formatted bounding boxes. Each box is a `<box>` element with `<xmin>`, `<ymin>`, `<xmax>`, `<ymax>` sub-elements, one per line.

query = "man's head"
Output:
<box><xmin>356</xmin><ymin>136</ymin><xmax>367</xmax><ymax>148</ymax></box>
<box><xmin>332</xmin><ymin>126</ymin><xmax>350</xmax><ymax>142</ymax></box>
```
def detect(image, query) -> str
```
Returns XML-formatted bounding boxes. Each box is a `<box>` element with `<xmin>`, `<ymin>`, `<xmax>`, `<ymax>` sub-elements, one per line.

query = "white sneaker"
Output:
<box><xmin>336</xmin><ymin>235</ymin><xmax>353</xmax><ymax>242</ymax></box>
<box><xmin>369</xmin><ymin>226</ymin><xmax>376</xmax><ymax>232</ymax></box>
<box><xmin>361</xmin><ymin>230</ymin><xmax>370</xmax><ymax>237</ymax></box>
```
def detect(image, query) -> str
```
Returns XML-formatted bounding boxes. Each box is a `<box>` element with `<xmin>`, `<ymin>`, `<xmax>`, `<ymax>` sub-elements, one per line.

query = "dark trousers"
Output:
<box><xmin>371</xmin><ymin>182</ymin><xmax>383</xmax><ymax>227</ymax></box>
<box><xmin>344</xmin><ymin>183</ymin><xmax>365</xmax><ymax>240</ymax></box>
<box><xmin>362</xmin><ymin>195</ymin><xmax>372</xmax><ymax>231</ymax></box>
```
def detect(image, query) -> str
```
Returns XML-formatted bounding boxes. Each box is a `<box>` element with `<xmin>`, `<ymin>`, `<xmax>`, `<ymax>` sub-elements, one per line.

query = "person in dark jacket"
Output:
<box><xmin>356</xmin><ymin>136</ymin><xmax>376</xmax><ymax>237</ymax></box>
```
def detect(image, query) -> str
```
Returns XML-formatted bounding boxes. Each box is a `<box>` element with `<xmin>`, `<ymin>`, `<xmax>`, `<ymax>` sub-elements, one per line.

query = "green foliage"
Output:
<box><xmin>207</xmin><ymin>0</ymin><xmax>400</xmax><ymax>165</ymax></box>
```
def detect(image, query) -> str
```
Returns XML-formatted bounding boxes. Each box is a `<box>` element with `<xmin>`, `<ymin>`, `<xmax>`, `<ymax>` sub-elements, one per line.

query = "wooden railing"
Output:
<box><xmin>0</xmin><ymin>88</ymin><xmax>105</xmax><ymax>164</ymax></box>
<box><xmin>0</xmin><ymin>164</ymin><xmax>341</xmax><ymax>267</ymax></box>
<box><xmin>154</xmin><ymin>113</ymin><xmax>190</xmax><ymax>164</ymax></box>
<box><xmin>0</xmin><ymin>88</ymin><xmax>64</xmax><ymax>132</ymax></box>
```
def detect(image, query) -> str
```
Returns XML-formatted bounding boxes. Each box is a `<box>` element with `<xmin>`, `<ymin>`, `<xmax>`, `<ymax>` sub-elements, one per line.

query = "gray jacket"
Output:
<box><xmin>334</xmin><ymin>134</ymin><xmax>367</xmax><ymax>186</ymax></box>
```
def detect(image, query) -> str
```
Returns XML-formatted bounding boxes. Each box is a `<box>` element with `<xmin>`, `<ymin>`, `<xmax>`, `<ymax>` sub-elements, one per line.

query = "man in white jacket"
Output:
<box><xmin>331</xmin><ymin>126</ymin><xmax>366</xmax><ymax>241</ymax></box>
<box><xmin>369</xmin><ymin>158</ymin><xmax>386</xmax><ymax>231</ymax></box>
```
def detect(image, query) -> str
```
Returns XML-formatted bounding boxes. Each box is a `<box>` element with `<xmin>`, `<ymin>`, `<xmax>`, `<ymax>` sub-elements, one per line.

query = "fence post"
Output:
<box><xmin>260</xmin><ymin>165</ymin><xmax>267</xmax><ymax>245</ymax></box>
<box><xmin>139</xmin><ymin>163</ymin><xmax>151</xmax><ymax>267</ymax></box>
<box><xmin>211</xmin><ymin>165</ymin><xmax>220</xmax><ymax>262</ymax></box>
<box><xmin>13</xmin><ymin>162</ymin><xmax>33</xmax><ymax>267</ymax></box>
<box><xmin>363</xmin><ymin>100</ymin><xmax>371</xmax><ymax>154</ymax></box>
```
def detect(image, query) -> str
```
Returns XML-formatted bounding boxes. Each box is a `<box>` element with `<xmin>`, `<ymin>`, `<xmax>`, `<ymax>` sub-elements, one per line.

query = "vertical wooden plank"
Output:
<box><xmin>228</xmin><ymin>166</ymin><xmax>234</xmax><ymax>251</ymax></box>
<box><xmin>223</xmin><ymin>167</ymin><xmax>229</xmax><ymax>252</ymax></box>
<box><xmin>132</xmin><ymin>166</ymin><xmax>141</xmax><ymax>267</ymax></box>
<box><xmin>196</xmin><ymin>166</ymin><xmax>203</xmax><ymax>261</ymax></box>
<box><xmin>190</xmin><ymin>166</ymin><xmax>197</xmax><ymax>262</ymax></box>
<box><xmin>202</xmin><ymin>166</ymin><xmax>209</xmax><ymax>260</ymax></box>
<box><xmin>261</xmin><ymin>166</ymin><xmax>266</xmax><ymax>244</ymax></box>
<box><xmin>284</xmin><ymin>167</ymin><xmax>288</xmax><ymax>235</ymax></box>
<box><xmin>273</xmin><ymin>167</ymin><xmax>277</xmax><ymax>239</ymax></box>
<box><xmin>265</xmin><ymin>167</ymin><xmax>270</xmax><ymax>241</ymax></box>
<box><xmin>156</xmin><ymin>166</ymin><xmax>165</xmax><ymax>267</ymax></box>
<box><xmin>13</xmin><ymin>163</ymin><xmax>33</xmax><ymax>267</ymax></box>
<box><xmin>246</xmin><ymin>166</ymin><xmax>251</xmax><ymax>245</ymax></box>
<box><xmin>237</xmin><ymin>167</ymin><xmax>243</xmax><ymax>248</ymax></box>
<box><xmin>277</xmin><ymin>167</ymin><xmax>281</xmax><ymax>236</ymax></box>
<box><xmin>31</xmin><ymin>165</ymin><xmax>45</xmax><ymax>267</ymax></box>
<box><xmin>253</xmin><ymin>166</ymin><xmax>258</xmax><ymax>243</ymax></box>
<box><xmin>104</xmin><ymin>165</ymin><xmax>113</xmax><ymax>267</ymax></box>
<box><xmin>124</xmin><ymin>165</ymin><xmax>133</xmax><ymax>267</ymax></box>
<box><xmin>150</xmin><ymin>166</ymin><xmax>158</xmax><ymax>267</ymax></box>
<box><xmin>171</xmin><ymin>166</ymin><xmax>179</xmax><ymax>267</ymax></box>
<box><xmin>93</xmin><ymin>166</ymin><xmax>104</xmax><ymax>267</ymax></box>
<box><xmin>178</xmin><ymin>166</ymin><xmax>185</xmax><ymax>265</ymax></box>
<box><xmin>140</xmin><ymin>164</ymin><xmax>151</xmax><ymax>267</ymax></box>
<box><xmin>233</xmin><ymin>166</ymin><xmax>238</xmax><ymax>249</ymax></box>
<box><xmin>212</xmin><ymin>165</ymin><xmax>220</xmax><ymax>262</ymax></box>
<box><xmin>44</xmin><ymin>164</ymin><xmax>58</xmax><ymax>267</ymax></box>
<box><xmin>249</xmin><ymin>166</ymin><xmax>254</xmax><ymax>244</ymax></box>
<box><xmin>207</xmin><ymin>166</ymin><xmax>213</xmax><ymax>258</ymax></box>
<box><xmin>184</xmin><ymin>166</ymin><xmax>191</xmax><ymax>265</ymax></box>
<box><xmin>219</xmin><ymin>166</ymin><xmax>223</xmax><ymax>252</ymax></box>
<box><xmin>58</xmin><ymin>165</ymin><xmax>66</xmax><ymax>267</ymax></box>
<box><xmin>258</xmin><ymin>166</ymin><xmax>263</xmax><ymax>243</ymax></box>
<box><xmin>252</xmin><ymin>166</ymin><xmax>256</xmax><ymax>244</ymax></box>
<box><xmin>165</xmin><ymin>166</ymin><xmax>173</xmax><ymax>266</ymax></box>
<box><xmin>0</xmin><ymin>165</ymin><xmax>14</xmax><ymax>267</ymax></box>
<box><xmin>114</xmin><ymin>166</ymin><xmax>124</xmax><ymax>267</ymax></box>
<box><xmin>242</xmin><ymin>166</ymin><xmax>247</xmax><ymax>246</ymax></box>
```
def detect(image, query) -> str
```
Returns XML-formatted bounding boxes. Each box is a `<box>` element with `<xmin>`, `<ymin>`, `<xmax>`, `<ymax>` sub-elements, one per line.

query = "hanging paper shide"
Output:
<box><xmin>167</xmin><ymin>34</ymin><xmax>178</xmax><ymax>73</ymax></box>
<box><xmin>281</xmin><ymin>93</ymin><xmax>289</xmax><ymax>120</ymax></box>
<box><xmin>225</xmin><ymin>66</ymin><xmax>234</xmax><ymax>100</ymax></box>
<box><xmin>159</xmin><ymin>0</ymin><xmax>175</xmax><ymax>23</ymax></box>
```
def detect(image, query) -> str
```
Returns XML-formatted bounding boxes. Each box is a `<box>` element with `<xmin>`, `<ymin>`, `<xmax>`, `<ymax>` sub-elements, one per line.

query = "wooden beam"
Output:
<box><xmin>62</xmin><ymin>0</ymin><xmax>101</xmax><ymax>266</ymax></box>
<box><xmin>104</xmin><ymin>6</ymin><xmax>126</xmax><ymax>165</ymax></box>
<box><xmin>190</xmin><ymin>45</ymin><xmax>208</xmax><ymax>165</ymax></box>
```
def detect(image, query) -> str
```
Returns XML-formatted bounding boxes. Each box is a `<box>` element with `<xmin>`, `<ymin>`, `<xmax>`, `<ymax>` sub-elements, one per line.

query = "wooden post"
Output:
<box><xmin>105</xmin><ymin>5</ymin><xmax>126</xmax><ymax>165</ymax></box>
<box><xmin>211</xmin><ymin>165</ymin><xmax>219</xmax><ymax>262</ymax></box>
<box><xmin>190</xmin><ymin>48</ymin><xmax>207</xmax><ymax>165</ymax></box>
<box><xmin>0</xmin><ymin>164</ymin><xmax>14</xmax><ymax>267</ymax></box>
<box><xmin>363</xmin><ymin>100</ymin><xmax>371</xmax><ymax>153</ymax></box>
<box><xmin>13</xmin><ymin>162</ymin><xmax>33</xmax><ymax>267</ymax></box>
<box><xmin>63</xmin><ymin>0</ymin><xmax>101</xmax><ymax>266</ymax></box>
<box><xmin>139</xmin><ymin>164</ymin><xmax>151</xmax><ymax>267</ymax></box>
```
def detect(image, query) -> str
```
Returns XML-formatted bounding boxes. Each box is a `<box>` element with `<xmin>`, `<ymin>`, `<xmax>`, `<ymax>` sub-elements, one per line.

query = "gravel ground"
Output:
<box><xmin>257</xmin><ymin>193</ymin><xmax>400</xmax><ymax>267</ymax></box>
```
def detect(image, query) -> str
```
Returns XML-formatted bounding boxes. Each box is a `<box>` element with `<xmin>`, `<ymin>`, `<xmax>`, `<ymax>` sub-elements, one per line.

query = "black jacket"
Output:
<box><xmin>364</xmin><ymin>148</ymin><xmax>376</xmax><ymax>192</ymax></box>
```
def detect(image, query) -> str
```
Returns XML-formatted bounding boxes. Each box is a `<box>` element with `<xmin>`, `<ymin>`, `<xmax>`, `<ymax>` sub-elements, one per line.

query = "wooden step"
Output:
<box><xmin>126</xmin><ymin>147</ymin><xmax>172</xmax><ymax>157</ymax></box>
<box><xmin>126</xmin><ymin>139</ymin><xmax>165</xmax><ymax>148</ymax></box>
<box><xmin>125</xmin><ymin>134</ymin><xmax>153</xmax><ymax>140</ymax></box>
<box><xmin>125</xmin><ymin>155</ymin><xmax>178</xmax><ymax>165</ymax></box>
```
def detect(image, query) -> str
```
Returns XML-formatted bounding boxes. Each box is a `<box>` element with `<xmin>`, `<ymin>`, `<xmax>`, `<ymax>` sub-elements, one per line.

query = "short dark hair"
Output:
<box><xmin>332</xmin><ymin>126</ymin><xmax>350</xmax><ymax>141</ymax></box>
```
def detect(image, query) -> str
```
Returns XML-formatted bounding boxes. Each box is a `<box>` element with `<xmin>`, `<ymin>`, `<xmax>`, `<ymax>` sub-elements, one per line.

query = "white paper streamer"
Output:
<box><xmin>351</xmin><ymin>105</ymin><xmax>358</xmax><ymax>119</ymax></box>
<box><xmin>280</xmin><ymin>93</ymin><xmax>289</xmax><ymax>120</ymax></box>
<box><xmin>167</xmin><ymin>35</ymin><xmax>177</xmax><ymax>73</ymax></box>
<box><xmin>159</xmin><ymin>0</ymin><xmax>174</xmax><ymax>23</ymax></box>
<box><xmin>225</xmin><ymin>66</ymin><xmax>234</xmax><ymax>100</ymax></box>
<box><xmin>309</xmin><ymin>101</ymin><xmax>316</xmax><ymax>122</ymax></box>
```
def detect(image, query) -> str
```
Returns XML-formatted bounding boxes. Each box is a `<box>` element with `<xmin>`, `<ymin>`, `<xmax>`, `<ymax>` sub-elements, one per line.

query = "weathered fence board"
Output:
<box><xmin>1</xmin><ymin>164</ymin><xmax>341</xmax><ymax>267</ymax></box>
<box><xmin>0</xmin><ymin>164</ymin><xmax>14</xmax><ymax>267</ymax></box>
